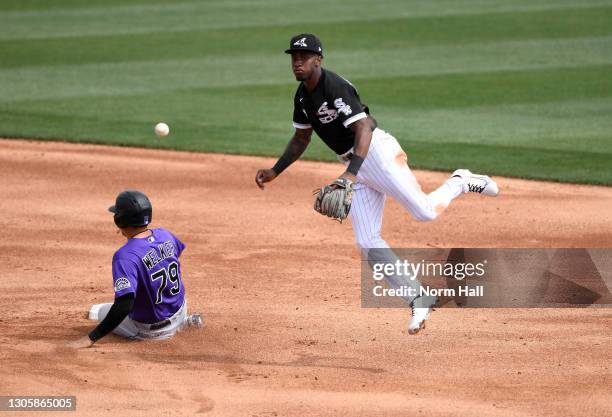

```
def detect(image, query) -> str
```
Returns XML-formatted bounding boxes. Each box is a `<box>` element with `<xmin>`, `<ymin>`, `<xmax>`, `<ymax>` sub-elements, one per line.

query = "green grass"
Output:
<box><xmin>1</xmin><ymin>0</ymin><xmax>611</xmax><ymax>184</ymax></box>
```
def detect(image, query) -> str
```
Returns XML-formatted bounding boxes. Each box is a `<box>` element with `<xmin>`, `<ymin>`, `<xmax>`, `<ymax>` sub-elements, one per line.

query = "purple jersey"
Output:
<box><xmin>112</xmin><ymin>228</ymin><xmax>186</xmax><ymax>324</ymax></box>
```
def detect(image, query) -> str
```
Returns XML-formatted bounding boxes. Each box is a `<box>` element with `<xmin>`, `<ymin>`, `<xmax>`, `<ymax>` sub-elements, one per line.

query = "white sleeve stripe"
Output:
<box><xmin>342</xmin><ymin>112</ymin><xmax>367</xmax><ymax>127</ymax></box>
<box><xmin>293</xmin><ymin>121</ymin><xmax>312</xmax><ymax>129</ymax></box>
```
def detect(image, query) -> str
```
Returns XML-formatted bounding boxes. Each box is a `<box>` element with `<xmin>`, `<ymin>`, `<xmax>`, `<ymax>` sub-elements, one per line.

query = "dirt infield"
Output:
<box><xmin>1</xmin><ymin>138</ymin><xmax>610</xmax><ymax>417</ymax></box>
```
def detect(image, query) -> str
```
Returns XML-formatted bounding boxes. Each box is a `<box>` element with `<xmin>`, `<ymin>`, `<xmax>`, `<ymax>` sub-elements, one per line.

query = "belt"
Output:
<box><xmin>149</xmin><ymin>319</ymin><xmax>171</xmax><ymax>330</ymax></box>
<box><xmin>133</xmin><ymin>318</ymin><xmax>171</xmax><ymax>331</ymax></box>
<box><xmin>134</xmin><ymin>300</ymin><xmax>186</xmax><ymax>331</ymax></box>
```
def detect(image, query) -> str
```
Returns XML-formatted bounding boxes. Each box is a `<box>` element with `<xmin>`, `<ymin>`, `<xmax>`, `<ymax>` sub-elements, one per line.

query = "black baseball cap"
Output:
<box><xmin>284</xmin><ymin>33</ymin><xmax>323</xmax><ymax>56</ymax></box>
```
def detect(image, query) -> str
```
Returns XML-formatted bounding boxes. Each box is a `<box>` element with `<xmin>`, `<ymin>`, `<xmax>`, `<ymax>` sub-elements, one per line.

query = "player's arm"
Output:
<box><xmin>88</xmin><ymin>293</ymin><xmax>135</xmax><ymax>343</ymax></box>
<box><xmin>255</xmin><ymin>127</ymin><xmax>313</xmax><ymax>189</ymax></box>
<box><xmin>339</xmin><ymin>118</ymin><xmax>373</xmax><ymax>182</ymax></box>
<box><xmin>68</xmin><ymin>293</ymin><xmax>135</xmax><ymax>348</ymax></box>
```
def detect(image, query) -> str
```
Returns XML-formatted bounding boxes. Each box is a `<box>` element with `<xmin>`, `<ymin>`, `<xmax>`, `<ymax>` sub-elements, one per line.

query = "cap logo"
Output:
<box><xmin>293</xmin><ymin>37</ymin><xmax>308</xmax><ymax>47</ymax></box>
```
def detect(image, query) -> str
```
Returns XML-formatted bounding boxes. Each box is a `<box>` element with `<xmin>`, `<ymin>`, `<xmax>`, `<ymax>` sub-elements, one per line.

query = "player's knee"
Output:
<box><xmin>355</xmin><ymin>237</ymin><xmax>370</xmax><ymax>250</ymax></box>
<box><xmin>414</xmin><ymin>210</ymin><xmax>437</xmax><ymax>222</ymax></box>
<box><xmin>355</xmin><ymin>234</ymin><xmax>385</xmax><ymax>250</ymax></box>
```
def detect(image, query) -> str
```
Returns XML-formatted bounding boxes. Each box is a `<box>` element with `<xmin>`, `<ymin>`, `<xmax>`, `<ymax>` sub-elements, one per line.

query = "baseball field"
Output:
<box><xmin>2</xmin><ymin>0</ymin><xmax>612</xmax><ymax>183</ymax></box>
<box><xmin>1</xmin><ymin>0</ymin><xmax>611</xmax><ymax>416</ymax></box>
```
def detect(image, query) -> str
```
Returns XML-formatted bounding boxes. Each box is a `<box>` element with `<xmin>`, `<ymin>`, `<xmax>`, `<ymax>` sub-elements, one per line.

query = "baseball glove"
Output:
<box><xmin>313</xmin><ymin>177</ymin><xmax>354</xmax><ymax>221</ymax></box>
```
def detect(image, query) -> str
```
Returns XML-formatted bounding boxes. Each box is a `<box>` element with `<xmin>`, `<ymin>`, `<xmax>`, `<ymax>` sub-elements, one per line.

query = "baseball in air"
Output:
<box><xmin>154</xmin><ymin>122</ymin><xmax>170</xmax><ymax>137</ymax></box>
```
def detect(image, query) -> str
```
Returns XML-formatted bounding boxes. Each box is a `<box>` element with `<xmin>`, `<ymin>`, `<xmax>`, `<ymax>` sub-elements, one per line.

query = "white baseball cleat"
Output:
<box><xmin>452</xmin><ymin>169</ymin><xmax>499</xmax><ymax>197</ymax></box>
<box><xmin>408</xmin><ymin>307</ymin><xmax>431</xmax><ymax>335</ymax></box>
<box><xmin>186</xmin><ymin>313</ymin><xmax>204</xmax><ymax>328</ymax></box>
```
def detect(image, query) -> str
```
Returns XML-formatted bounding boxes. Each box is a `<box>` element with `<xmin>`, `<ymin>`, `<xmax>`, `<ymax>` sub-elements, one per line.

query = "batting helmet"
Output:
<box><xmin>108</xmin><ymin>190</ymin><xmax>152</xmax><ymax>228</ymax></box>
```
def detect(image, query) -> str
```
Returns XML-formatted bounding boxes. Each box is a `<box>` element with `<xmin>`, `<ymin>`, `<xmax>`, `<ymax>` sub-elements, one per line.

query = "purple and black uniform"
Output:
<box><xmin>112</xmin><ymin>227</ymin><xmax>185</xmax><ymax>323</ymax></box>
<box><xmin>89</xmin><ymin>228</ymin><xmax>186</xmax><ymax>341</ymax></box>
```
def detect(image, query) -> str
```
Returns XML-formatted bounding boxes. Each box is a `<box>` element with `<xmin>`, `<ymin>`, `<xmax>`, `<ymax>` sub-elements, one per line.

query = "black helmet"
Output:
<box><xmin>108</xmin><ymin>190</ymin><xmax>152</xmax><ymax>228</ymax></box>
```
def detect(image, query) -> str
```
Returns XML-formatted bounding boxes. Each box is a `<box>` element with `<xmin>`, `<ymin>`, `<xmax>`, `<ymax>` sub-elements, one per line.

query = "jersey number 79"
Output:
<box><xmin>150</xmin><ymin>261</ymin><xmax>181</xmax><ymax>304</ymax></box>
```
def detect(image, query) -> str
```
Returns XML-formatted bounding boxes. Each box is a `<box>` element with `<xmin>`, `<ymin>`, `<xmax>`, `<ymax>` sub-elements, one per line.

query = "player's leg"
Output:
<box><xmin>351</xmin><ymin>184</ymin><xmax>424</xmax><ymax>306</ymax></box>
<box><xmin>88</xmin><ymin>303</ymin><xmax>140</xmax><ymax>339</ymax></box>
<box><xmin>350</xmin><ymin>183</ymin><xmax>387</xmax><ymax>249</ymax></box>
<box><xmin>351</xmin><ymin>184</ymin><xmax>436</xmax><ymax>332</ymax></box>
<box><xmin>360</xmin><ymin>131</ymin><xmax>464</xmax><ymax>222</ymax></box>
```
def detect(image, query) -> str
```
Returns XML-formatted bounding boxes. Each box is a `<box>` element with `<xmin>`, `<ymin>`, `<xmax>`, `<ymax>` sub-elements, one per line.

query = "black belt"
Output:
<box><xmin>149</xmin><ymin>319</ymin><xmax>171</xmax><ymax>330</ymax></box>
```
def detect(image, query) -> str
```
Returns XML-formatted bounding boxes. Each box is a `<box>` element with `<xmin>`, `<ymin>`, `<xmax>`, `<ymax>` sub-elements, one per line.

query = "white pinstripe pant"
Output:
<box><xmin>343</xmin><ymin>129</ymin><xmax>464</xmax><ymax>305</ymax></box>
<box><xmin>344</xmin><ymin>128</ymin><xmax>463</xmax><ymax>249</ymax></box>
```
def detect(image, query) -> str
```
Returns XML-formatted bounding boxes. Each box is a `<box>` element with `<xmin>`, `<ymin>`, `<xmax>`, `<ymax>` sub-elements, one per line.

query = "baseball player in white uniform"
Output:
<box><xmin>255</xmin><ymin>34</ymin><xmax>499</xmax><ymax>334</ymax></box>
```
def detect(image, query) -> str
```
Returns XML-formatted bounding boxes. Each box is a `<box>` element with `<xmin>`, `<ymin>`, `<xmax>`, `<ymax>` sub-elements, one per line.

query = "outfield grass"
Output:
<box><xmin>1</xmin><ymin>0</ymin><xmax>611</xmax><ymax>184</ymax></box>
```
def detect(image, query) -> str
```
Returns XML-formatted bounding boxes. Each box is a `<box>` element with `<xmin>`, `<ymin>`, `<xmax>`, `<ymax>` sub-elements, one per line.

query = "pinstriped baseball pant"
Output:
<box><xmin>342</xmin><ymin>129</ymin><xmax>464</xmax><ymax>305</ymax></box>
<box><xmin>346</xmin><ymin>128</ymin><xmax>464</xmax><ymax>249</ymax></box>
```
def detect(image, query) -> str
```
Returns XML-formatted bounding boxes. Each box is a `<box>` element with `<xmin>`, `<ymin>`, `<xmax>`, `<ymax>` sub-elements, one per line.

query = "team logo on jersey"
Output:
<box><xmin>334</xmin><ymin>98</ymin><xmax>352</xmax><ymax>116</ymax></box>
<box><xmin>317</xmin><ymin>102</ymin><xmax>338</xmax><ymax>124</ymax></box>
<box><xmin>114</xmin><ymin>277</ymin><xmax>131</xmax><ymax>292</ymax></box>
<box><xmin>293</xmin><ymin>37</ymin><xmax>308</xmax><ymax>47</ymax></box>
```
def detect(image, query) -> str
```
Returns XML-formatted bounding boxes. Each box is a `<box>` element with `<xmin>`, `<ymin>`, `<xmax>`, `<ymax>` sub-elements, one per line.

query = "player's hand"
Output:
<box><xmin>255</xmin><ymin>169</ymin><xmax>277</xmax><ymax>190</ymax></box>
<box><xmin>337</xmin><ymin>171</ymin><xmax>356</xmax><ymax>185</ymax></box>
<box><xmin>67</xmin><ymin>336</ymin><xmax>94</xmax><ymax>349</ymax></box>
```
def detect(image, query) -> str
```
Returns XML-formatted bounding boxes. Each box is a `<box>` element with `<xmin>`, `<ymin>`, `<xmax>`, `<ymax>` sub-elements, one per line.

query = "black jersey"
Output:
<box><xmin>292</xmin><ymin>68</ymin><xmax>370</xmax><ymax>155</ymax></box>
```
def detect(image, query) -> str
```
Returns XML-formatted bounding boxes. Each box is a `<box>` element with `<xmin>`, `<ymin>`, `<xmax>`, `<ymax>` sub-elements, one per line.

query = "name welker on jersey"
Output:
<box><xmin>141</xmin><ymin>240</ymin><xmax>176</xmax><ymax>270</ymax></box>
<box><xmin>316</xmin><ymin>98</ymin><xmax>352</xmax><ymax>124</ymax></box>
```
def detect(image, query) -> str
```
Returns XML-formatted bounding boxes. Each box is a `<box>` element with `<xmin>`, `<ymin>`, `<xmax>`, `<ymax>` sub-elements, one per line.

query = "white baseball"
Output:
<box><xmin>154</xmin><ymin>122</ymin><xmax>170</xmax><ymax>137</ymax></box>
